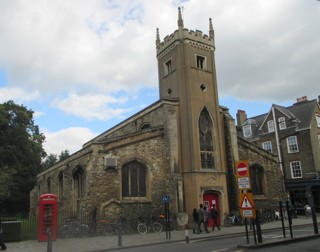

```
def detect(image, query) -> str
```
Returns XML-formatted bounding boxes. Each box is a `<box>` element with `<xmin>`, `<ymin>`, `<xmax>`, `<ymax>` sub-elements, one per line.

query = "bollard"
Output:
<box><xmin>47</xmin><ymin>228</ymin><xmax>52</xmax><ymax>252</ymax></box>
<box><xmin>184</xmin><ymin>224</ymin><xmax>189</xmax><ymax>244</ymax></box>
<box><xmin>118</xmin><ymin>221</ymin><xmax>122</xmax><ymax>247</ymax></box>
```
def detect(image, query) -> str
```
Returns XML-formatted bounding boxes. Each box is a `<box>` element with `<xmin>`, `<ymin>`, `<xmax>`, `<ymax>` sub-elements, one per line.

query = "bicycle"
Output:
<box><xmin>100</xmin><ymin>219</ymin><xmax>119</xmax><ymax>236</ymax></box>
<box><xmin>59</xmin><ymin>218</ymin><xmax>90</xmax><ymax>238</ymax></box>
<box><xmin>224</xmin><ymin>214</ymin><xmax>244</xmax><ymax>227</ymax></box>
<box><xmin>137</xmin><ymin>216</ymin><xmax>163</xmax><ymax>235</ymax></box>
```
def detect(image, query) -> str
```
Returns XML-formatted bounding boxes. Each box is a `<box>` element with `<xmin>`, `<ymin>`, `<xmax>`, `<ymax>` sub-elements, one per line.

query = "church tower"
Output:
<box><xmin>156</xmin><ymin>8</ymin><xmax>229</xmax><ymax>216</ymax></box>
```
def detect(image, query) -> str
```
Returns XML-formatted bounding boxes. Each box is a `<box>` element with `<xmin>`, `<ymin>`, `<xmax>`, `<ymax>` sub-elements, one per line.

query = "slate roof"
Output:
<box><xmin>240</xmin><ymin>98</ymin><xmax>319</xmax><ymax>140</ymax></box>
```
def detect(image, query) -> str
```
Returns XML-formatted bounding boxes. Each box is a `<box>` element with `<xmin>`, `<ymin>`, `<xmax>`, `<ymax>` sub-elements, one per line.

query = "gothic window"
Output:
<box><xmin>47</xmin><ymin>177</ymin><xmax>51</xmax><ymax>193</ymax></box>
<box><xmin>58</xmin><ymin>172</ymin><xmax>64</xmax><ymax>199</ymax></box>
<box><xmin>196</xmin><ymin>55</ymin><xmax>206</xmax><ymax>70</ymax></box>
<box><xmin>164</xmin><ymin>59</ymin><xmax>172</xmax><ymax>75</ymax></box>
<box><xmin>199</xmin><ymin>108</ymin><xmax>214</xmax><ymax>169</ymax></box>
<box><xmin>73</xmin><ymin>167</ymin><xmax>85</xmax><ymax>200</ymax></box>
<box><xmin>250</xmin><ymin>165</ymin><xmax>264</xmax><ymax>195</ymax></box>
<box><xmin>122</xmin><ymin>161</ymin><xmax>147</xmax><ymax>198</ymax></box>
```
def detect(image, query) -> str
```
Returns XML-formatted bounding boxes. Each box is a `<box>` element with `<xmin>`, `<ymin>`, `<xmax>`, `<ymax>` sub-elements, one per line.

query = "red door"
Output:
<box><xmin>203</xmin><ymin>192</ymin><xmax>220</xmax><ymax>227</ymax></box>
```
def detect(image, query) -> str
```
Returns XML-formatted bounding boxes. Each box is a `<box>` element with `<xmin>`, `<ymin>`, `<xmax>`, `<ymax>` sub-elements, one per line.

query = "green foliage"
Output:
<box><xmin>42</xmin><ymin>150</ymin><xmax>70</xmax><ymax>170</ymax></box>
<box><xmin>0</xmin><ymin>100</ymin><xmax>46</xmax><ymax>215</ymax></box>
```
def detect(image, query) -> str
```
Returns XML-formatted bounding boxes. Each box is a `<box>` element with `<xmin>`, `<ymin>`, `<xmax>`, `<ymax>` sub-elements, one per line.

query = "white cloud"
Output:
<box><xmin>53</xmin><ymin>92</ymin><xmax>130</xmax><ymax>120</ymax></box>
<box><xmin>0</xmin><ymin>87</ymin><xmax>40</xmax><ymax>103</ymax></box>
<box><xmin>1</xmin><ymin>0</ymin><xmax>320</xmax><ymax>153</ymax></box>
<box><xmin>42</xmin><ymin>127</ymin><xmax>97</xmax><ymax>155</ymax></box>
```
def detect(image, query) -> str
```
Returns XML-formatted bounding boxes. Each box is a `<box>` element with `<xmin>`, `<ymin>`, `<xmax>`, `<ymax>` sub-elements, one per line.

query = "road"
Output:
<box><xmin>105</xmin><ymin>225</ymin><xmax>320</xmax><ymax>252</ymax></box>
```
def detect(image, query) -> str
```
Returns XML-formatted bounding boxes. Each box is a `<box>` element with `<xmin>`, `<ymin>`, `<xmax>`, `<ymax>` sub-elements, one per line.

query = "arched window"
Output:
<box><xmin>58</xmin><ymin>172</ymin><xmax>64</xmax><ymax>199</ymax></box>
<box><xmin>122</xmin><ymin>161</ymin><xmax>147</xmax><ymax>198</ymax></box>
<box><xmin>199</xmin><ymin>108</ymin><xmax>214</xmax><ymax>169</ymax></box>
<box><xmin>47</xmin><ymin>177</ymin><xmax>51</xmax><ymax>193</ymax></box>
<box><xmin>73</xmin><ymin>166</ymin><xmax>85</xmax><ymax>212</ymax></box>
<box><xmin>250</xmin><ymin>165</ymin><xmax>265</xmax><ymax>195</ymax></box>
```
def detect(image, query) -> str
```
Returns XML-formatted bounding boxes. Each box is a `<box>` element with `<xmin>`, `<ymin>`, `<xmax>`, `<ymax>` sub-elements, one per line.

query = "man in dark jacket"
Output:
<box><xmin>211</xmin><ymin>204</ymin><xmax>221</xmax><ymax>231</ymax></box>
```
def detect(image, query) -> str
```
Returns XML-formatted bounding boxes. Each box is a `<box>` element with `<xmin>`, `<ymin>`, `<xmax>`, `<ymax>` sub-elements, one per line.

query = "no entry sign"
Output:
<box><xmin>236</xmin><ymin>160</ymin><xmax>249</xmax><ymax>177</ymax></box>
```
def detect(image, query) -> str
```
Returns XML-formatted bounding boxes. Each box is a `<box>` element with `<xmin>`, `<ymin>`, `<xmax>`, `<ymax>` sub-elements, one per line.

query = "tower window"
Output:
<box><xmin>196</xmin><ymin>55</ymin><xmax>206</xmax><ymax>70</ymax></box>
<box><xmin>164</xmin><ymin>60</ymin><xmax>172</xmax><ymax>75</ymax></box>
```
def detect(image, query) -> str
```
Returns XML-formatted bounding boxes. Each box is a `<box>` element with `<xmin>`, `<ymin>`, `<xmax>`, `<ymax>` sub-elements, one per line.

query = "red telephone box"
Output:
<box><xmin>38</xmin><ymin>194</ymin><xmax>57</xmax><ymax>241</ymax></box>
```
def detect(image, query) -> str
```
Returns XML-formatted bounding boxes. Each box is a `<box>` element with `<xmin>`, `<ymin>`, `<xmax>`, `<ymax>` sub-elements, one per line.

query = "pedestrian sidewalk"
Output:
<box><xmin>4</xmin><ymin>216</ymin><xmax>319</xmax><ymax>252</ymax></box>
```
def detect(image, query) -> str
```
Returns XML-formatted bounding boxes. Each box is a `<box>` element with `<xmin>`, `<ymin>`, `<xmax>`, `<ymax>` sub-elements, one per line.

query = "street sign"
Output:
<box><xmin>239</xmin><ymin>192</ymin><xmax>256</xmax><ymax>219</ymax></box>
<box><xmin>237</xmin><ymin>177</ymin><xmax>251</xmax><ymax>190</ymax></box>
<box><xmin>240</xmin><ymin>193</ymin><xmax>255</xmax><ymax>210</ymax></box>
<box><xmin>162</xmin><ymin>194</ymin><xmax>170</xmax><ymax>203</ymax></box>
<box><xmin>236</xmin><ymin>160</ymin><xmax>249</xmax><ymax>177</ymax></box>
<box><xmin>241</xmin><ymin>209</ymin><xmax>256</xmax><ymax>219</ymax></box>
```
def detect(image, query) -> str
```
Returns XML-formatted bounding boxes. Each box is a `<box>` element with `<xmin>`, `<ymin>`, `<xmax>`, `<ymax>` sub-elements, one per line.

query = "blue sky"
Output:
<box><xmin>0</xmin><ymin>0</ymin><xmax>319</xmax><ymax>156</ymax></box>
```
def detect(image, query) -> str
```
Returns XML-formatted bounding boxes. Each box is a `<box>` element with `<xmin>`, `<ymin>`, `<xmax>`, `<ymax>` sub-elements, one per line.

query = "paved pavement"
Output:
<box><xmin>3</xmin><ymin>216</ymin><xmax>320</xmax><ymax>252</ymax></box>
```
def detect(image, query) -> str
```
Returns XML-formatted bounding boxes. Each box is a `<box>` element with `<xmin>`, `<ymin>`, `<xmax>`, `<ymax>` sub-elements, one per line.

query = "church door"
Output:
<box><xmin>203</xmin><ymin>192</ymin><xmax>220</xmax><ymax>227</ymax></box>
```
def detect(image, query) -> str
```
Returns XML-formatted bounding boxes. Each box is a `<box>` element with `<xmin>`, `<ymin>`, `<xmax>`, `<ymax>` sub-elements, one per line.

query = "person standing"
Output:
<box><xmin>0</xmin><ymin>219</ymin><xmax>7</xmax><ymax>251</ymax></box>
<box><xmin>198</xmin><ymin>204</ymin><xmax>209</xmax><ymax>233</ymax></box>
<box><xmin>192</xmin><ymin>208</ymin><xmax>199</xmax><ymax>234</ymax></box>
<box><xmin>211</xmin><ymin>204</ymin><xmax>221</xmax><ymax>231</ymax></box>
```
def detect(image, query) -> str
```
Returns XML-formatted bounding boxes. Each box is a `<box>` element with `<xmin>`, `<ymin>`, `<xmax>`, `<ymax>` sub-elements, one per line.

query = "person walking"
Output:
<box><xmin>198</xmin><ymin>204</ymin><xmax>209</xmax><ymax>233</ymax></box>
<box><xmin>211</xmin><ymin>204</ymin><xmax>220</xmax><ymax>231</ymax></box>
<box><xmin>0</xmin><ymin>219</ymin><xmax>7</xmax><ymax>251</ymax></box>
<box><xmin>192</xmin><ymin>208</ymin><xmax>199</xmax><ymax>234</ymax></box>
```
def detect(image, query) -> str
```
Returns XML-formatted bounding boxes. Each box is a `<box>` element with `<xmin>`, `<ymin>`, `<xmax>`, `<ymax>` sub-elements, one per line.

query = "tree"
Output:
<box><xmin>42</xmin><ymin>154</ymin><xmax>58</xmax><ymax>170</ymax></box>
<box><xmin>59</xmin><ymin>150</ymin><xmax>70</xmax><ymax>161</ymax></box>
<box><xmin>42</xmin><ymin>150</ymin><xmax>70</xmax><ymax>170</ymax></box>
<box><xmin>0</xmin><ymin>100</ymin><xmax>46</xmax><ymax>215</ymax></box>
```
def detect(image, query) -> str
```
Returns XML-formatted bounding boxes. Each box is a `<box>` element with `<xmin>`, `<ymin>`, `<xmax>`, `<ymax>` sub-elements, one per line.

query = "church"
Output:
<box><xmin>30</xmin><ymin>8</ymin><xmax>285</xmax><ymax>229</ymax></box>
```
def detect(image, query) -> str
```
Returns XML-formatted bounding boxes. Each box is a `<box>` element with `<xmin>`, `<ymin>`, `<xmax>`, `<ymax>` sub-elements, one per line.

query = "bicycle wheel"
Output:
<box><xmin>236</xmin><ymin>217</ymin><xmax>244</xmax><ymax>226</ymax></box>
<box><xmin>224</xmin><ymin>217</ymin><xmax>232</xmax><ymax>227</ymax></box>
<box><xmin>79</xmin><ymin>224</ymin><xmax>90</xmax><ymax>237</ymax></box>
<box><xmin>152</xmin><ymin>222</ymin><xmax>162</xmax><ymax>233</ymax></box>
<box><xmin>104</xmin><ymin>224</ymin><xmax>117</xmax><ymax>236</ymax></box>
<box><xmin>60</xmin><ymin>225</ymin><xmax>72</xmax><ymax>238</ymax></box>
<box><xmin>137</xmin><ymin>223</ymin><xmax>147</xmax><ymax>235</ymax></box>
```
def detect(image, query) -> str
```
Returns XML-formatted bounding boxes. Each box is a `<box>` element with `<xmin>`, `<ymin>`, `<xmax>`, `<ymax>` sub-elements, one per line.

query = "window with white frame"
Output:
<box><xmin>316</xmin><ymin>114</ymin><xmax>320</xmax><ymax>128</ymax></box>
<box><xmin>290</xmin><ymin>161</ymin><xmax>302</xmax><ymax>178</ymax></box>
<box><xmin>243</xmin><ymin>125</ymin><xmax>252</xmax><ymax>137</ymax></box>
<box><xmin>267</xmin><ymin>120</ymin><xmax>275</xmax><ymax>132</ymax></box>
<box><xmin>278</xmin><ymin>117</ymin><xmax>286</xmax><ymax>130</ymax></box>
<box><xmin>262</xmin><ymin>141</ymin><xmax>272</xmax><ymax>152</ymax></box>
<box><xmin>287</xmin><ymin>136</ymin><xmax>299</xmax><ymax>153</ymax></box>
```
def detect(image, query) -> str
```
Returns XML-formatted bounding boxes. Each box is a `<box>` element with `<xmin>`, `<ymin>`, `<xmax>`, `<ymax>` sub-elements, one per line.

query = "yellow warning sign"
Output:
<box><xmin>239</xmin><ymin>193</ymin><xmax>255</xmax><ymax>210</ymax></box>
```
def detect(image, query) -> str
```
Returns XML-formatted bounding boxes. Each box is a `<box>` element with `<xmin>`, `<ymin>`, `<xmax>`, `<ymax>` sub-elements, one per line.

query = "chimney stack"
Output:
<box><xmin>236</xmin><ymin>110</ymin><xmax>247</xmax><ymax>127</ymax></box>
<box><xmin>296</xmin><ymin>96</ymin><xmax>308</xmax><ymax>103</ymax></box>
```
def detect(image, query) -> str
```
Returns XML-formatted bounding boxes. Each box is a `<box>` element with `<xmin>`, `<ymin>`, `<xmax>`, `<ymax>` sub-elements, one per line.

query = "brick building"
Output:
<box><xmin>237</xmin><ymin>96</ymin><xmax>320</xmax><ymax>211</ymax></box>
<box><xmin>30</xmin><ymin>8</ymin><xmax>285</xmax><ymax>228</ymax></box>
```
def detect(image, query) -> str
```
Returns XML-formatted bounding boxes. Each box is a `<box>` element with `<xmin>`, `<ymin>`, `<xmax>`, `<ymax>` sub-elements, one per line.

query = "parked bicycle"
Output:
<box><xmin>100</xmin><ymin>219</ymin><xmax>119</xmax><ymax>236</ymax></box>
<box><xmin>59</xmin><ymin>218</ymin><xmax>90</xmax><ymax>238</ymax></box>
<box><xmin>137</xmin><ymin>216</ymin><xmax>163</xmax><ymax>235</ymax></box>
<box><xmin>224</xmin><ymin>214</ymin><xmax>244</xmax><ymax>227</ymax></box>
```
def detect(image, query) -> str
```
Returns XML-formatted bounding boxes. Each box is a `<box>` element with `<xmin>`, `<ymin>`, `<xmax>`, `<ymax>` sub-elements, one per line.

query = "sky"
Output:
<box><xmin>0</xmin><ymin>0</ymin><xmax>319</xmax><ymax>156</ymax></box>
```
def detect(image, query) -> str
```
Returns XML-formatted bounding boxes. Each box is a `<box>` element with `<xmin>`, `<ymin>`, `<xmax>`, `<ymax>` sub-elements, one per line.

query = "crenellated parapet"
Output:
<box><xmin>156</xmin><ymin>27</ymin><xmax>215</xmax><ymax>58</ymax></box>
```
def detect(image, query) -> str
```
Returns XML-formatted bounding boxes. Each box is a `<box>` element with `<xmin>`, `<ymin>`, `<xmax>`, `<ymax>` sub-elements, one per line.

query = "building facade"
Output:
<box><xmin>30</xmin><ymin>9</ymin><xmax>285</xmax><ymax>229</ymax></box>
<box><xmin>237</xmin><ymin>96</ymin><xmax>320</xmax><ymax>211</ymax></box>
